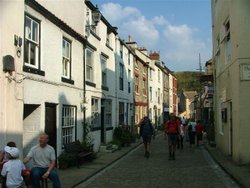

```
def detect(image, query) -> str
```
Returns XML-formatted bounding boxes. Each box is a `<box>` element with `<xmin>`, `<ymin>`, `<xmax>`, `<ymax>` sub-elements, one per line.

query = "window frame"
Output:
<box><xmin>23</xmin><ymin>14</ymin><xmax>44</xmax><ymax>76</ymax></box>
<box><xmin>119</xmin><ymin>63</ymin><xmax>124</xmax><ymax>90</ymax></box>
<box><xmin>101</xmin><ymin>56</ymin><xmax>107</xmax><ymax>87</ymax></box>
<box><xmin>91</xmin><ymin>97</ymin><xmax>100</xmax><ymax>128</ymax></box>
<box><xmin>62</xmin><ymin>37</ymin><xmax>72</xmax><ymax>79</ymax></box>
<box><xmin>86</xmin><ymin>48</ymin><xmax>94</xmax><ymax>83</ymax></box>
<box><xmin>62</xmin><ymin>105</ymin><xmax>77</xmax><ymax>146</ymax></box>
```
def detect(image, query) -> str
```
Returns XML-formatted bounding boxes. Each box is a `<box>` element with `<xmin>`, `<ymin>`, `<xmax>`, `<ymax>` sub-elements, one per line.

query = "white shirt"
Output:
<box><xmin>1</xmin><ymin>159</ymin><xmax>25</xmax><ymax>188</ymax></box>
<box><xmin>27</xmin><ymin>144</ymin><xmax>56</xmax><ymax>168</ymax></box>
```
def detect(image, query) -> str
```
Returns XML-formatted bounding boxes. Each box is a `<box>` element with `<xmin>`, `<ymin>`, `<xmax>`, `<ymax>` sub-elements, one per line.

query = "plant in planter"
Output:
<box><xmin>82</xmin><ymin>121</ymin><xmax>94</xmax><ymax>151</ymax></box>
<box><xmin>58</xmin><ymin>152</ymin><xmax>75</xmax><ymax>169</ymax></box>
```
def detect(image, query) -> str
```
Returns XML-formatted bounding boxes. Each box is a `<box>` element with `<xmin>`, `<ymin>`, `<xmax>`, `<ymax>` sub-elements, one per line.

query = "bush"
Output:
<box><xmin>113</xmin><ymin>127</ymin><xmax>134</xmax><ymax>146</ymax></box>
<box><xmin>58</xmin><ymin>152</ymin><xmax>75</xmax><ymax>169</ymax></box>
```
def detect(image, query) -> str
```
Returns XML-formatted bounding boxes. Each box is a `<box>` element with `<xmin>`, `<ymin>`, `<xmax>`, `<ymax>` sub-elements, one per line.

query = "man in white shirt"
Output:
<box><xmin>23</xmin><ymin>132</ymin><xmax>61</xmax><ymax>188</ymax></box>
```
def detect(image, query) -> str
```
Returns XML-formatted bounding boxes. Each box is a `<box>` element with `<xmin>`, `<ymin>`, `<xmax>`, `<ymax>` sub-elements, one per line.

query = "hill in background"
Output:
<box><xmin>174</xmin><ymin>71</ymin><xmax>201</xmax><ymax>95</ymax></box>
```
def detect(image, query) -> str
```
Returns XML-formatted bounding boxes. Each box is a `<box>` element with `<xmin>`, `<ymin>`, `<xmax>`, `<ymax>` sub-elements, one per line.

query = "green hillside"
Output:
<box><xmin>174</xmin><ymin>71</ymin><xmax>201</xmax><ymax>95</ymax></box>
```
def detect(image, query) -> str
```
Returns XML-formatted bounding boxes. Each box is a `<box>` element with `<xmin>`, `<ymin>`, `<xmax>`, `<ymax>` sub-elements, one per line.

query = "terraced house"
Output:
<box><xmin>0</xmin><ymin>0</ymin><xmax>176</xmax><ymax>159</ymax></box>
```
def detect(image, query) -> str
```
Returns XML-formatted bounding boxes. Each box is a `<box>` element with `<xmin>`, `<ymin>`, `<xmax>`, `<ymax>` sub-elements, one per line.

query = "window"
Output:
<box><xmin>149</xmin><ymin>69</ymin><xmax>153</xmax><ymax>80</ymax></box>
<box><xmin>158</xmin><ymin>88</ymin><xmax>160</xmax><ymax>104</ymax></box>
<box><xmin>135</xmin><ymin>75</ymin><xmax>139</xmax><ymax>93</ymax></box>
<box><xmin>91</xmin><ymin>98</ymin><xmax>99</xmax><ymax>127</ymax></box>
<box><xmin>106</xmin><ymin>30</ymin><xmax>111</xmax><ymax>47</ymax></box>
<box><xmin>86</xmin><ymin>49</ymin><xmax>94</xmax><ymax>82</ymax></box>
<box><xmin>128</xmin><ymin>69</ymin><xmax>131</xmax><ymax>80</ymax></box>
<box><xmin>24</xmin><ymin>15</ymin><xmax>40</xmax><ymax>68</ymax></box>
<box><xmin>128</xmin><ymin>53</ymin><xmax>131</xmax><ymax>65</ymax></box>
<box><xmin>62</xmin><ymin>106</ymin><xmax>76</xmax><ymax>145</ymax></box>
<box><xmin>143</xmin><ymin>79</ymin><xmax>146</xmax><ymax>95</ymax></box>
<box><xmin>62</xmin><ymin>38</ymin><xmax>71</xmax><ymax>78</ymax></box>
<box><xmin>224</xmin><ymin>20</ymin><xmax>231</xmax><ymax>64</ymax></box>
<box><xmin>120</xmin><ymin>42</ymin><xmax>123</xmax><ymax>58</ymax></box>
<box><xmin>119</xmin><ymin>102</ymin><xmax>124</xmax><ymax>125</ymax></box>
<box><xmin>101</xmin><ymin>57</ymin><xmax>107</xmax><ymax>87</ymax></box>
<box><xmin>119</xmin><ymin>63</ymin><xmax>124</xmax><ymax>90</ymax></box>
<box><xmin>105</xmin><ymin>100</ymin><xmax>112</xmax><ymax>126</ymax></box>
<box><xmin>149</xmin><ymin>87</ymin><xmax>152</xmax><ymax>101</ymax></box>
<box><xmin>128</xmin><ymin>82</ymin><xmax>131</xmax><ymax>93</ymax></box>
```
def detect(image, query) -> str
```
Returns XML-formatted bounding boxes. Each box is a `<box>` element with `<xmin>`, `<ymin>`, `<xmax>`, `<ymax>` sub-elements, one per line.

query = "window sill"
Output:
<box><xmin>102</xmin><ymin>85</ymin><xmax>109</xmax><ymax>91</ymax></box>
<box><xmin>23</xmin><ymin>66</ymin><xmax>45</xmax><ymax>76</ymax></box>
<box><xmin>86</xmin><ymin>80</ymin><xmax>96</xmax><ymax>87</ymax></box>
<box><xmin>106</xmin><ymin>43</ymin><xmax>113</xmax><ymax>51</ymax></box>
<box><xmin>61</xmin><ymin>77</ymin><xmax>74</xmax><ymax>85</ymax></box>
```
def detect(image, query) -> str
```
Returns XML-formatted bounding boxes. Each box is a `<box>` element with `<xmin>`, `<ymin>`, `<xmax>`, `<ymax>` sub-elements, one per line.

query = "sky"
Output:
<box><xmin>91</xmin><ymin>0</ymin><xmax>212</xmax><ymax>72</ymax></box>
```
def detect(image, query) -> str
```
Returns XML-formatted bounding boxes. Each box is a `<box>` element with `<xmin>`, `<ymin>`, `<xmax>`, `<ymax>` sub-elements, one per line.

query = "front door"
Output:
<box><xmin>45</xmin><ymin>103</ymin><xmax>57</xmax><ymax>156</ymax></box>
<box><xmin>101</xmin><ymin>100</ymin><xmax>105</xmax><ymax>143</ymax></box>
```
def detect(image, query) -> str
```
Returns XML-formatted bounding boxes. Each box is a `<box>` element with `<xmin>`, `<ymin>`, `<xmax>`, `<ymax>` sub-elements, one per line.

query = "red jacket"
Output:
<box><xmin>165</xmin><ymin>120</ymin><xmax>179</xmax><ymax>134</ymax></box>
<box><xmin>196</xmin><ymin>123</ymin><xmax>204</xmax><ymax>135</ymax></box>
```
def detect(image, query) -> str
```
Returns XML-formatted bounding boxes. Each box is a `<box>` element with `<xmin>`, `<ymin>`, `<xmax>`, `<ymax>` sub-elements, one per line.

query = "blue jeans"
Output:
<box><xmin>31</xmin><ymin>167</ymin><xmax>61</xmax><ymax>188</ymax></box>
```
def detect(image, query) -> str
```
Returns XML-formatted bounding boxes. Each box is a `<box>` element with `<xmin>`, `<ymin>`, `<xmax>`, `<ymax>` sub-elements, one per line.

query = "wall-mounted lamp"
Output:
<box><xmin>81</xmin><ymin>97</ymin><xmax>88</xmax><ymax>111</ymax></box>
<box><xmin>85</xmin><ymin>7</ymin><xmax>101</xmax><ymax>37</ymax></box>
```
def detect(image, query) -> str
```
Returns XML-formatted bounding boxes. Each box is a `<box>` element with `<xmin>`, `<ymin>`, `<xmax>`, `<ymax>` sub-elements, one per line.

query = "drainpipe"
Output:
<box><xmin>83</xmin><ymin>44</ymin><xmax>86</xmax><ymax>141</ymax></box>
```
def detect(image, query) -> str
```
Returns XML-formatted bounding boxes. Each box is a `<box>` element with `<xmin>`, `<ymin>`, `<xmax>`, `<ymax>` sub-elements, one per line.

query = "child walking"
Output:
<box><xmin>1</xmin><ymin>146</ymin><xmax>26</xmax><ymax>188</ymax></box>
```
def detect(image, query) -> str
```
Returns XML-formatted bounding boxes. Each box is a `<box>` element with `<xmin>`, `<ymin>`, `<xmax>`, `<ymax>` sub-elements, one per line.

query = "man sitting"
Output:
<box><xmin>23</xmin><ymin>132</ymin><xmax>61</xmax><ymax>188</ymax></box>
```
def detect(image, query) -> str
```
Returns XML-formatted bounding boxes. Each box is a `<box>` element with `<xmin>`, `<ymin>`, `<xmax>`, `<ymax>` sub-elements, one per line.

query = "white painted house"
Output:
<box><xmin>115</xmin><ymin>38</ymin><xmax>135</xmax><ymax>130</ymax></box>
<box><xmin>22</xmin><ymin>0</ymin><xmax>87</xmax><ymax>157</ymax></box>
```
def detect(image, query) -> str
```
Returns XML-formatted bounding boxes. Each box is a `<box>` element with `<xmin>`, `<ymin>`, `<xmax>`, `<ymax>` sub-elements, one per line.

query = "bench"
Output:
<box><xmin>64</xmin><ymin>140</ymin><xmax>93</xmax><ymax>168</ymax></box>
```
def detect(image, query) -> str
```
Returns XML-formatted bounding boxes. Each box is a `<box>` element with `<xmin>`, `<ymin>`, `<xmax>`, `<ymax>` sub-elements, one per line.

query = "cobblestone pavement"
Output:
<box><xmin>76</xmin><ymin>134</ymin><xmax>240</xmax><ymax>188</ymax></box>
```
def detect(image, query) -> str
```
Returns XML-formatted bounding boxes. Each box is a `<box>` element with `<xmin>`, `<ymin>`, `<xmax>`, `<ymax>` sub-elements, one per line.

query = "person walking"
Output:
<box><xmin>195</xmin><ymin>120</ymin><xmax>204</xmax><ymax>147</ymax></box>
<box><xmin>139</xmin><ymin>116</ymin><xmax>154</xmax><ymax>158</ymax></box>
<box><xmin>188</xmin><ymin>119</ymin><xmax>196</xmax><ymax>148</ymax></box>
<box><xmin>1</xmin><ymin>147</ymin><xmax>26</xmax><ymax>188</ymax></box>
<box><xmin>23</xmin><ymin>132</ymin><xmax>61</xmax><ymax>188</ymax></box>
<box><xmin>179</xmin><ymin>123</ymin><xmax>185</xmax><ymax>150</ymax></box>
<box><xmin>165</xmin><ymin>113</ymin><xmax>180</xmax><ymax>160</ymax></box>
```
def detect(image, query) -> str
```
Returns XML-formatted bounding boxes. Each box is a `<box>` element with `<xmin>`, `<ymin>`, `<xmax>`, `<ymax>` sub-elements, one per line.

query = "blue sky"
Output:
<box><xmin>91</xmin><ymin>0</ymin><xmax>212</xmax><ymax>72</ymax></box>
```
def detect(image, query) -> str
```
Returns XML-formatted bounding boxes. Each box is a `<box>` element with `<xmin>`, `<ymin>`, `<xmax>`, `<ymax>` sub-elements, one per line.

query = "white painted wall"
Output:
<box><xmin>0</xmin><ymin>0</ymin><xmax>24</xmax><ymax>156</ymax></box>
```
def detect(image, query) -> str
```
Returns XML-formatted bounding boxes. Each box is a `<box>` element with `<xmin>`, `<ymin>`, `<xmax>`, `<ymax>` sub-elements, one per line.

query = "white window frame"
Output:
<box><xmin>62</xmin><ymin>106</ymin><xmax>76</xmax><ymax>145</ymax></box>
<box><xmin>101</xmin><ymin>57</ymin><xmax>107</xmax><ymax>87</ymax></box>
<box><xmin>24</xmin><ymin>15</ymin><xmax>39</xmax><ymax>68</ymax></box>
<box><xmin>62</xmin><ymin>38</ymin><xmax>71</xmax><ymax>78</ymax></box>
<box><xmin>105</xmin><ymin>100</ymin><xmax>112</xmax><ymax>126</ymax></box>
<box><xmin>86</xmin><ymin>48</ymin><xmax>94</xmax><ymax>82</ymax></box>
<box><xmin>119</xmin><ymin>63</ymin><xmax>124</xmax><ymax>90</ymax></box>
<box><xmin>91</xmin><ymin>98</ymin><xmax>100</xmax><ymax>127</ymax></box>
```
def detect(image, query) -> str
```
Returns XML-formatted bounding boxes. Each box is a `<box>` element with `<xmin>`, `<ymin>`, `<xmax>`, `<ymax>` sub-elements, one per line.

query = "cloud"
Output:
<box><xmin>100</xmin><ymin>3</ymin><xmax>141</xmax><ymax>24</ymax></box>
<box><xmin>99</xmin><ymin>3</ymin><xmax>211</xmax><ymax>71</ymax></box>
<box><xmin>162</xmin><ymin>24</ymin><xmax>211</xmax><ymax>71</ymax></box>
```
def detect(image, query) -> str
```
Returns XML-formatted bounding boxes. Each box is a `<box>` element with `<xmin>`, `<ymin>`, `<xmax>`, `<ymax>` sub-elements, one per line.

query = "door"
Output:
<box><xmin>45</xmin><ymin>103</ymin><xmax>57</xmax><ymax>156</ymax></box>
<box><xmin>229</xmin><ymin>101</ymin><xmax>233</xmax><ymax>156</ymax></box>
<box><xmin>101</xmin><ymin>100</ymin><xmax>105</xmax><ymax>143</ymax></box>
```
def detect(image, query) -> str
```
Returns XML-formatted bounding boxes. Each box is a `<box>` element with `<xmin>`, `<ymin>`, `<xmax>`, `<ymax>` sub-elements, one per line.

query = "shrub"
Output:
<box><xmin>58</xmin><ymin>152</ymin><xmax>75</xmax><ymax>169</ymax></box>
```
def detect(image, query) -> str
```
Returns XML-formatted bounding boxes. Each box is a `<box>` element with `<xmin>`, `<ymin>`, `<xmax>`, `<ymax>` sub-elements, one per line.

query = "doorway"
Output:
<box><xmin>45</xmin><ymin>103</ymin><xmax>57</xmax><ymax>156</ymax></box>
<box><xmin>229</xmin><ymin>101</ymin><xmax>233</xmax><ymax>156</ymax></box>
<box><xmin>101</xmin><ymin>100</ymin><xmax>105</xmax><ymax>143</ymax></box>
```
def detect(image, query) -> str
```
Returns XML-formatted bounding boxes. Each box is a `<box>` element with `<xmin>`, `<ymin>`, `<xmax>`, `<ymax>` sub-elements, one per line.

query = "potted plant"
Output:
<box><xmin>58</xmin><ymin>152</ymin><xmax>75</xmax><ymax>169</ymax></box>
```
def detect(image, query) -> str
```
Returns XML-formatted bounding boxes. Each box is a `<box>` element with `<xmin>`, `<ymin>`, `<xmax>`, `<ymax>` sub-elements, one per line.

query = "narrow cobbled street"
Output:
<box><xmin>76</xmin><ymin>133</ymin><xmax>240</xmax><ymax>188</ymax></box>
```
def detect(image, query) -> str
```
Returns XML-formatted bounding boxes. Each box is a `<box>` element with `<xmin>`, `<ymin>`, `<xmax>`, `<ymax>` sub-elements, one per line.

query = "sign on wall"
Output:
<box><xmin>240</xmin><ymin>64</ymin><xmax>250</xmax><ymax>81</ymax></box>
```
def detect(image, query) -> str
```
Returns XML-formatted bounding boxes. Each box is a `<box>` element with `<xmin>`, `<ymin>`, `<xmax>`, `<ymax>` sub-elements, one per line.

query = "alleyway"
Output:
<box><xmin>76</xmin><ymin>133</ymin><xmax>240</xmax><ymax>188</ymax></box>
